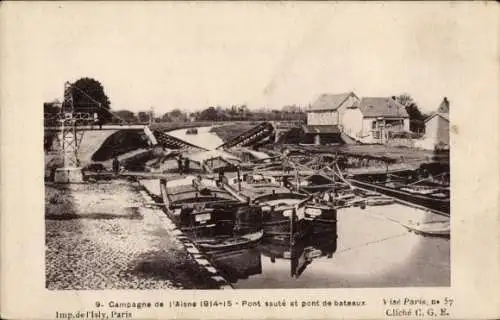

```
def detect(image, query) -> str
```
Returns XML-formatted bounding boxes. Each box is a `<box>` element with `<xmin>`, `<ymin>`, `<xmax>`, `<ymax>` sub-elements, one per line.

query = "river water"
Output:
<box><xmin>167</xmin><ymin>126</ymin><xmax>224</xmax><ymax>150</ymax></box>
<box><xmin>155</xmin><ymin>126</ymin><xmax>450</xmax><ymax>288</ymax></box>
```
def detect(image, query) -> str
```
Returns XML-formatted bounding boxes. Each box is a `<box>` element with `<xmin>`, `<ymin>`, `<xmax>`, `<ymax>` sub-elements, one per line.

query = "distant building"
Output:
<box><xmin>305</xmin><ymin>92</ymin><xmax>360</xmax><ymax>144</ymax></box>
<box><xmin>307</xmin><ymin>92</ymin><xmax>360</xmax><ymax>126</ymax></box>
<box><xmin>424</xmin><ymin>113</ymin><xmax>449</xmax><ymax>147</ymax></box>
<box><xmin>414</xmin><ymin>98</ymin><xmax>450</xmax><ymax>150</ymax></box>
<box><xmin>342</xmin><ymin>96</ymin><xmax>410</xmax><ymax>143</ymax></box>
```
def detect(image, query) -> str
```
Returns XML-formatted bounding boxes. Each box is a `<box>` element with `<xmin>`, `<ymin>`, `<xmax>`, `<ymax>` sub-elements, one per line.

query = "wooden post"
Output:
<box><xmin>237</xmin><ymin>165</ymin><xmax>242</xmax><ymax>191</ymax></box>
<box><xmin>290</xmin><ymin>207</ymin><xmax>296</xmax><ymax>247</ymax></box>
<box><xmin>295</xmin><ymin>167</ymin><xmax>300</xmax><ymax>193</ymax></box>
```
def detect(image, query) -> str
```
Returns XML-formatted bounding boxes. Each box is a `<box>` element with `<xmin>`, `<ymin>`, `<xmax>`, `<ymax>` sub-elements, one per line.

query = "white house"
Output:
<box><xmin>307</xmin><ymin>92</ymin><xmax>360</xmax><ymax>127</ymax></box>
<box><xmin>342</xmin><ymin>97</ymin><xmax>410</xmax><ymax>144</ymax></box>
<box><xmin>425</xmin><ymin>113</ymin><xmax>449</xmax><ymax>145</ymax></box>
<box><xmin>305</xmin><ymin>92</ymin><xmax>360</xmax><ymax>144</ymax></box>
<box><xmin>414</xmin><ymin>98</ymin><xmax>450</xmax><ymax>150</ymax></box>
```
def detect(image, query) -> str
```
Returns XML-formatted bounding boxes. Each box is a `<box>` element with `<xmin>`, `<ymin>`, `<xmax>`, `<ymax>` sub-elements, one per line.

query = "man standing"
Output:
<box><xmin>112</xmin><ymin>156</ymin><xmax>120</xmax><ymax>176</ymax></box>
<box><xmin>177</xmin><ymin>156</ymin><xmax>184</xmax><ymax>175</ymax></box>
<box><xmin>183</xmin><ymin>157</ymin><xmax>190</xmax><ymax>174</ymax></box>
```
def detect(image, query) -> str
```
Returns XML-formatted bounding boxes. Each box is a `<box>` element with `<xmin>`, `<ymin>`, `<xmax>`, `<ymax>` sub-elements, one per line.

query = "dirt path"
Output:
<box><xmin>45</xmin><ymin>180</ymin><xmax>218</xmax><ymax>290</ymax></box>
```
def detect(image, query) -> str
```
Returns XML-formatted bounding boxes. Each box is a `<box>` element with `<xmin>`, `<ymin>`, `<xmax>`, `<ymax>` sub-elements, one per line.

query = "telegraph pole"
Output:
<box><xmin>149</xmin><ymin>107</ymin><xmax>155</xmax><ymax>126</ymax></box>
<box><xmin>53</xmin><ymin>82</ymin><xmax>86</xmax><ymax>183</ymax></box>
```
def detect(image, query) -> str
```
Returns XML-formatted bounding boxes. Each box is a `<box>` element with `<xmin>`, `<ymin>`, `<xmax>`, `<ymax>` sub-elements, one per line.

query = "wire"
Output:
<box><xmin>69</xmin><ymin>82</ymin><xmax>128</xmax><ymax>124</ymax></box>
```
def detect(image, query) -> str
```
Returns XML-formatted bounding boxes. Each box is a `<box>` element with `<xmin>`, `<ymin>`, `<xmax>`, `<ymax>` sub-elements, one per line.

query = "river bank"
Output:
<box><xmin>45</xmin><ymin>180</ymin><xmax>221</xmax><ymax>289</ymax></box>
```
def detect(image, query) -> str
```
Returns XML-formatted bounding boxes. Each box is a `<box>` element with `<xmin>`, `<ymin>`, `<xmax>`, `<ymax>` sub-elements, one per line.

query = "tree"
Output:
<box><xmin>44</xmin><ymin>99</ymin><xmax>62</xmax><ymax>114</ymax></box>
<box><xmin>70</xmin><ymin>77</ymin><xmax>112</xmax><ymax>124</ymax></box>
<box><xmin>396</xmin><ymin>94</ymin><xmax>426</xmax><ymax>133</ymax></box>
<box><xmin>282</xmin><ymin>104</ymin><xmax>300</xmax><ymax>113</ymax></box>
<box><xmin>198</xmin><ymin>107</ymin><xmax>218</xmax><ymax>121</ymax></box>
<box><xmin>169</xmin><ymin>109</ymin><xmax>188</xmax><ymax>122</ymax></box>
<box><xmin>161</xmin><ymin>112</ymin><xmax>172</xmax><ymax>122</ymax></box>
<box><xmin>113</xmin><ymin>110</ymin><xmax>137</xmax><ymax>123</ymax></box>
<box><xmin>169</xmin><ymin>109</ymin><xmax>183</xmax><ymax>118</ymax></box>
<box><xmin>137</xmin><ymin>111</ymin><xmax>150</xmax><ymax>123</ymax></box>
<box><xmin>395</xmin><ymin>94</ymin><xmax>414</xmax><ymax>109</ymax></box>
<box><xmin>159</xmin><ymin>109</ymin><xmax>188</xmax><ymax>122</ymax></box>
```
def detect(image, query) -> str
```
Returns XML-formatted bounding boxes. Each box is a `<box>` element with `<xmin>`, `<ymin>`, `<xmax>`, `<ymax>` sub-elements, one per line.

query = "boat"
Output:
<box><xmin>219</xmin><ymin>170</ymin><xmax>337</xmax><ymax>239</ymax></box>
<box><xmin>254</xmin><ymin>192</ymin><xmax>310</xmax><ymax>238</ymax></box>
<box><xmin>302</xmin><ymin>203</ymin><xmax>337</xmax><ymax>235</ymax></box>
<box><xmin>195</xmin><ymin>230</ymin><xmax>264</xmax><ymax>251</ymax></box>
<box><xmin>365</xmin><ymin>196</ymin><xmax>395</xmax><ymax>206</ymax></box>
<box><xmin>186</xmin><ymin>128</ymin><xmax>198</xmax><ymax>135</ymax></box>
<box><xmin>185</xmin><ymin>150</ymin><xmax>241</xmax><ymax>174</ymax></box>
<box><xmin>227</xmin><ymin>147</ymin><xmax>280</xmax><ymax>165</ymax></box>
<box><xmin>348</xmin><ymin>171</ymin><xmax>450</xmax><ymax>215</ymax></box>
<box><xmin>403</xmin><ymin>220</ymin><xmax>450</xmax><ymax>238</ymax></box>
<box><xmin>159</xmin><ymin>176</ymin><xmax>264</xmax><ymax>250</ymax></box>
<box><xmin>284</xmin><ymin>174</ymin><xmax>352</xmax><ymax>194</ymax></box>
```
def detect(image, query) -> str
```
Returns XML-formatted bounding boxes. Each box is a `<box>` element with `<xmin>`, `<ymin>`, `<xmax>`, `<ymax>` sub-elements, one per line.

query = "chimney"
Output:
<box><xmin>391</xmin><ymin>96</ymin><xmax>396</xmax><ymax>101</ymax></box>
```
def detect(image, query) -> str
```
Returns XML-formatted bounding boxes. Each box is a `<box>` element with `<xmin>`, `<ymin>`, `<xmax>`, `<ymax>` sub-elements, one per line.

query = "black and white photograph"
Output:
<box><xmin>42</xmin><ymin>4</ymin><xmax>452</xmax><ymax>291</ymax></box>
<box><xmin>2</xmin><ymin>1</ymin><xmax>499</xmax><ymax>319</ymax></box>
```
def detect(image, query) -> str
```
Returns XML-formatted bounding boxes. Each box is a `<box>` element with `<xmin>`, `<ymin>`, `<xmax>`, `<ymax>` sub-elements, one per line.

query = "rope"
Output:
<box><xmin>336</xmin><ymin>232</ymin><xmax>409</xmax><ymax>254</ymax></box>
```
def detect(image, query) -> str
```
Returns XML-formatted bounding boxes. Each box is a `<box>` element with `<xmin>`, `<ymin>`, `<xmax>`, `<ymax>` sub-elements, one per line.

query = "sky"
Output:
<box><xmin>2</xmin><ymin>2</ymin><xmax>498</xmax><ymax>114</ymax></box>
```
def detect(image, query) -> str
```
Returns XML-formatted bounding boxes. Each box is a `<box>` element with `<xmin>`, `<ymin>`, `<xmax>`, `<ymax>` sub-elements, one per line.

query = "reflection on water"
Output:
<box><xmin>205</xmin><ymin>224</ymin><xmax>337</xmax><ymax>284</ymax></box>
<box><xmin>201</xmin><ymin>206</ymin><xmax>449</xmax><ymax>288</ymax></box>
<box><xmin>262</xmin><ymin>231</ymin><xmax>337</xmax><ymax>278</ymax></box>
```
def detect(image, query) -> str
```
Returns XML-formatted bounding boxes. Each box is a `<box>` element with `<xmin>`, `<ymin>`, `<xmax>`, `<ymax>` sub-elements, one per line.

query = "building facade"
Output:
<box><xmin>414</xmin><ymin>98</ymin><xmax>450</xmax><ymax>150</ymax></box>
<box><xmin>305</xmin><ymin>92</ymin><xmax>360</xmax><ymax>144</ymax></box>
<box><xmin>306</xmin><ymin>92</ymin><xmax>360</xmax><ymax>127</ymax></box>
<box><xmin>425</xmin><ymin>113</ymin><xmax>449</xmax><ymax>145</ymax></box>
<box><xmin>342</xmin><ymin>97</ymin><xmax>409</xmax><ymax>144</ymax></box>
<box><xmin>414</xmin><ymin>113</ymin><xmax>449</xmax><ymax>150</ymax></box>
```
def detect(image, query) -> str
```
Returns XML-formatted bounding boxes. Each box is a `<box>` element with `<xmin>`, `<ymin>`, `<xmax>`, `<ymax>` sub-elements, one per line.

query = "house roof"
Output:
<box><xmin>358</xmin><ymin>97</ymin><xmax>409</xmax><ymax>118</ymax></box>
<box><xmin>425</xmin><ymin>112</ymin><xmax>449</xmax><ymax>123</ymax></box>
<box><xmin>302</xmin><ymin>125</ymin><xmax>341</xmax><ymax>134</ymax></box>
<box><xmin>308</xmin><ymin>92</ymin><xmax>357</xmax><ymax>112</ymax></box>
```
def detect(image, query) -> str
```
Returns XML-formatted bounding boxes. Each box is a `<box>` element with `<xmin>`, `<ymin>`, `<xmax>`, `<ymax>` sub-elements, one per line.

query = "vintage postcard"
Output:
<box><xmin>1</xmin><ymin>1</ymin><xmax>499</xmax><ymax>319</ymax></box>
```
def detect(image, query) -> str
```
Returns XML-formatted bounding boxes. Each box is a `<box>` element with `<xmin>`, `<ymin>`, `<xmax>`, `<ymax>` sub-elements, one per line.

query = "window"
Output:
<box><xmin>372</xmin><ymin>121</ymin><xmax>377</xmax><ymax>129</ymax></box>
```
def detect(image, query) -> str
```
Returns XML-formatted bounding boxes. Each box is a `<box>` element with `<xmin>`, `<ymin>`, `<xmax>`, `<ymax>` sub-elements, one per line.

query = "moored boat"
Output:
<box><xmin>196</xmin><ymin>229</ymin><xmax>264</xmax><ymax>251</ymax></box>
<box><xmin>346</xmin><ymin>161</ymin><xmax>450</xmax><ymax>214</ymax></box>
<box><xmin>403</xmin><ymin>220</ymin><xmax>450</xmax><ymax>238</ymax></box>
<box><xmin>159</xmin><ymin>176</ymin><xmax>264</xmax><ymax>250</ymax></box>
<box><xmin>219</xmin><ymin>171</ymin><xmax>337</xmax><ymax>239</ymax></box>
<box><xmin>348</xmin><ymin>177</ymin><xmax>450</xmax><ymax>215</ymax></box>
<box><xmin>284</xmin><ymin>174</ymin><xmax>351</xmax><ymax>194</ymax></box>
<box><xmin>255</xmin><ymin>192</ymin><xmax>310</xmax><ymax>237</ymax></box>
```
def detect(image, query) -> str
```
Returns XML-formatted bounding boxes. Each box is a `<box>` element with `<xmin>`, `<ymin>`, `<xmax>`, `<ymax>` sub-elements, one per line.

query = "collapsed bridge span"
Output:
<box><xmin>216</xmin><ymin>122</ymin><xmax>275</xmax><ymax>150</ymax></box>
<box><xmin>153</xmin><ymin>130</ymin><xmax>208</xmax><ymax>152</ymax></box>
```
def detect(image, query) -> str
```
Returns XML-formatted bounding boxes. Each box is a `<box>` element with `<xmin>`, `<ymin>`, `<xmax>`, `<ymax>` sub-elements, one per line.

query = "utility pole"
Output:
<box><xmin>149</xmin><ymin>107</ymin><xmax>155</xmax><ymax>126</ymax></box>
<box><xmin>53</xmin><ymin>82</ymin><xmax>86</xmax><ymax>183</ymax></box>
